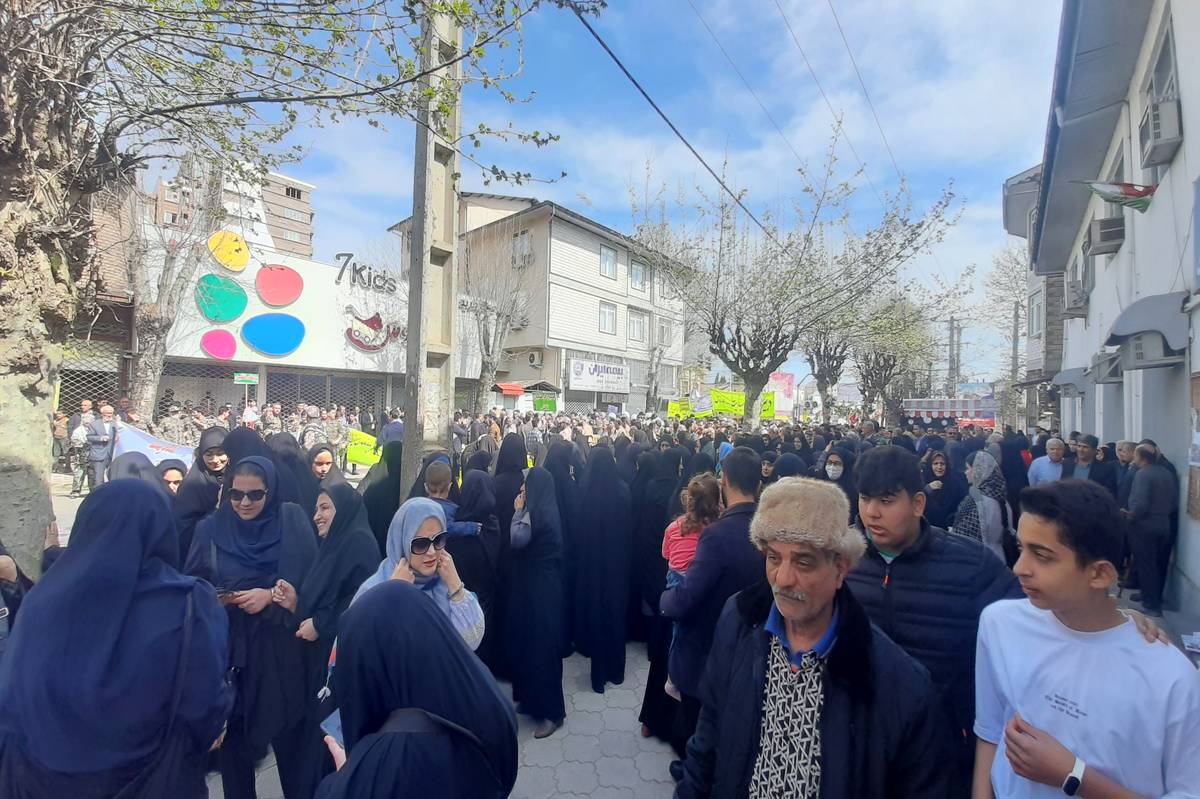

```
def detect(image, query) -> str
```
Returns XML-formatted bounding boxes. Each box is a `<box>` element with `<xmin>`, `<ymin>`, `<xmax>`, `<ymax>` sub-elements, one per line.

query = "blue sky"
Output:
<box><xmin>283</xmin><ymin>0</ymin><xmax>1063</xmax><ymax>382</ymax></box>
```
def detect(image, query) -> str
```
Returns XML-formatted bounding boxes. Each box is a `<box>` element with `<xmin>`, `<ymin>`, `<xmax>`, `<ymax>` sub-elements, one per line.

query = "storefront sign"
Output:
<box><xmin>334</xmin><ymin>252</ymin><xmax>399</xmax><ymax>295</ymax></box>
<box><xmin>533</xmin><ymin>392</ymin><xmax>557</xmax><ymax>412</ymax></box>
<box><xmin>569</xmin><ymin>359</ymin><xmax>630</xmax><ymax>393</ymax></box>
<box><xmin>233</xmin><ymin>372</ymin><xmax>259</xmax><ymax>385</ymax></box>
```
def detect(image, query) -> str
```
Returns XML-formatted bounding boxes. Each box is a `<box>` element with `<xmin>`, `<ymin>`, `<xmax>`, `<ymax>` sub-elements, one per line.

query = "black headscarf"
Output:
<box><xmin>174</xmin><ymin>426</ymin><xmax>228</xmax><ymax>562</ymax></box>
<box><xmin>158</xmin><ymin>458</ymin><xmax>188</xmax><ymax>479</ymax></box>
<box><xmin>297</xmin><ymin>484</ymin><xmax>380</xmax><ymax>642</ymax></box>
<box><xmin>406</xmin><ymin>452</ymin><xmax>460</xmax><ymax>503</ymax></box>
<box><xmin>636</xmin><ymin>452</ymin><xmax>678</xmax><ymax>608</ymax></box>
<box><xmin>890</xmin><ymin>435</ymin><xmax>917</xmax><ymax>454</ymax></box>
<box><xmin>0</xmin><ymin>481</ymin><xmax>231</xmax><ymax>777</ymax></box>
<box><xmin>617</xmin><ymin>442</ymin><xmax>645</xmax><ymax>486</ymax></box>
<box><xmin>465</xmin><ymin>449</ymin><xmax>493</xmax><ymax>474</ymax></box>
<box><xmin>667</xmin><ymin>451</ymin><xmax>716</xmax><ymax>521</ymax></box>
<box><xmin>308</xmin><ymin>443</ymin><xmax>348</xmax><ymax>489</ymax></box>
<box><xmin>494</xmin><ymin>434</ymin><xmax>528</xmax><ymax>477</ymax></box>
<box><xmin>319</xmin><ymin>581</ymin><xmax>517</xmax><ymax>799</ymax></box>
<box><xmin>773</xmin><ymin>452</ymin><xmax>805</xmax><ymax>479</ymax></box>
<box><xmin>817</xmin><ymin>445</ymin><xmax>859</xmax><ymax>524</ymax></box>
<box><xmin>522</xmin><ymin>467</ymin><xmax>563</xmax><ymax>562</ymax></box>
<box><xmin>360</xmin><ymin>441</ymin><xmax>404</xmax><ymax>558</ymax></box>
<box><xmin>108</xmin><ymin>452</ymin><xmax>168</xmax><ymax>495</ymax></box>
<box><xmin>492</xmin><ymin>435</ymin><xmax>527</xmax><ymax>550</ymax></box>
<box><xmin>267</xmin><ymin>431</ymin><xmax>321</xmax><ymax>519</ymax></box>
<box><xmin>457</xmin><ymin>470</ymin><xmax>497</xmax><ymax>523</ymax></box>
<box><xmin>921</xmin><ymin>450</ymin><xmax>968</xmax><ymax>530</ymax></box>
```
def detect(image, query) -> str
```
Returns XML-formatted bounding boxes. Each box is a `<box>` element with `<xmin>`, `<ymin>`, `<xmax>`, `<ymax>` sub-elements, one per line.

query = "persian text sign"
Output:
<box><xmin>667</xmin><ymin>398</ymin><xmax>690</xmax><ymax>419</ymax></box>
<box><xmin>346</xmin><ymin>428</ymin><xmax>381</xmax><ymax>466</ymax></box>
<box><xmin>709</xmin><ymin>389</ymin><xmax>745</xmax><ymax>416</ymax></box>
<box><xmin>569</xmin><ymin>359</ymin><xmax>630</xmax><ymax>393</ymax></box>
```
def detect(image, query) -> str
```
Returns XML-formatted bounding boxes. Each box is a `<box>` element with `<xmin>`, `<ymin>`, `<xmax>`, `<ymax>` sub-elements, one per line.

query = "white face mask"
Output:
<box><xmin>825</xmin><ymin>463</ymin><xmax>844</xmax><ymax>481</ymax></box>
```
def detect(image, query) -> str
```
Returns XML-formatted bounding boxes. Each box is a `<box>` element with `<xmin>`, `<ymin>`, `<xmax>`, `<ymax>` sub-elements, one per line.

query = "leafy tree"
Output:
<box><xmin>0</xmin><ymin>0</ymin><xmax>602</xmax><ymax>574</ymax></box>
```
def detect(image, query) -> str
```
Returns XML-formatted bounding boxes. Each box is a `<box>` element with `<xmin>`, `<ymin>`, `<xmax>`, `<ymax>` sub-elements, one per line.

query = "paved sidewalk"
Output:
<box><xmin>207</xmin><ymin>643</ymin><xmax>676</xmax><ymax>799</ymax></box>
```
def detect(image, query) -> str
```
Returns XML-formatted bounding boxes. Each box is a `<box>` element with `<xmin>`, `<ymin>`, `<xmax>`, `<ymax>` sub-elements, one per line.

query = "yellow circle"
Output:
<box><xmin>208</xmin><ymin>231</ymin><xmax>250</xmax><ymax>272</ymax></box>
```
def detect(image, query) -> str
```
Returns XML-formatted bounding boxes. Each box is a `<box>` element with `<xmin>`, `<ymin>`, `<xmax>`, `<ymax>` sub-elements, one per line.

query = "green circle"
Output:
<box><xmin>195</xmin><ymin>273</ymin><xmax>248</xmax><ymax>323</ymax></box>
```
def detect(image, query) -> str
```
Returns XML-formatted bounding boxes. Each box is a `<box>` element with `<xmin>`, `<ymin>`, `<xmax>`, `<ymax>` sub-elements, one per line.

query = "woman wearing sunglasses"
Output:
<box><xmin>352</xmin><ymin>498</ymin><xmax>485</xmax><ymax>651</ymax></box>
<box><xmin>185</xmin><ymin>455</ymin><xmax>320</xmax><ymax>799</ymax></box>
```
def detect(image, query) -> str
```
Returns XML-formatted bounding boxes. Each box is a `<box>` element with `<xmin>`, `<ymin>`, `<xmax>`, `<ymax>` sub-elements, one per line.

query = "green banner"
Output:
<box><xmin>346</xmin><ymin>428</ymin><xmax>381</xmax><ymax>466</ymax></box>
<box><xmin>709</xmin><ymin>388</ymin><xmax>745</xmax><ymax>416</ymax></box>
<box><xmin>667</xmin><ymin>398</ymin><xmax>690</xmax><ymax>419</ymax></box>
<box><xmin>532</xmin><ymin>392</ymin><xmax>557</xmax><ymax>412</ymax></box>
<box><xmin>761</xmin><ymin>391</ymin><xmax>775</xmax><ymax>419</ymax></box>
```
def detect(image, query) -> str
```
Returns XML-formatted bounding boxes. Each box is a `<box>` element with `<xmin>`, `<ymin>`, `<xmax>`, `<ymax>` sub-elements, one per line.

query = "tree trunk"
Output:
<box><xmin>128</xmin><ymin>315</ymin><xmax>171</xmax><ymax>418</ymax></box>
<box><xmin>646</xmin><ymin>345</ymin><xmax>662</xmax><ymax>415</ymax></box>
<box><xmin>815</xmin><ymin>376</ymin><xmax>833</xmax><ymax>424</ymax></box>
<box><xmin>475</xmin><ymin>355</ymin><xmax>498</xmax><ymax>415</ymax></box>
<box><xmin>743</xmin><ymin>373</ymin><xmax>768</xmax><ymax>429</ymax></box>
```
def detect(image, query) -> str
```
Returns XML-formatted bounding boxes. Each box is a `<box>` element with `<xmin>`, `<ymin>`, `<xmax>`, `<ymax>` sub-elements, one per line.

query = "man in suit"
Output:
<box><xmin>85</xmin><ymin>404</ymin><xmax>118</xmax><ymax>490</ymax></box>
<box><xmin>1062</xmin><ymin>433</ymin><xmax>1119</xmax><ymax>497</ymax></box>
<box><xmin>1125</xmin><ymin>444</ymin><xmax>1178</xmax><ymax>615</ymax></box>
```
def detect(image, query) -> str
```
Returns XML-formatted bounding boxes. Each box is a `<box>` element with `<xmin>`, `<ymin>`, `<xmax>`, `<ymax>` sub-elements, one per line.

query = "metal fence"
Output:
<box><xmin>58</xmin><ymin>309</ymin><xmax>128</xmax><ymax>414</ymax></box>
<box><xmin>155</xmin><ymin>360</ymin><xmax>257</xmax><ymax>419</ymax></box>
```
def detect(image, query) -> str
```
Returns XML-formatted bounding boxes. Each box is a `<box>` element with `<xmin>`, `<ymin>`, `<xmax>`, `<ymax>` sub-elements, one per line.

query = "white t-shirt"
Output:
<box><xmin>975</xmin><ymin>598</ymin><xmax>1200</xmax><ymax>798</ymax></box>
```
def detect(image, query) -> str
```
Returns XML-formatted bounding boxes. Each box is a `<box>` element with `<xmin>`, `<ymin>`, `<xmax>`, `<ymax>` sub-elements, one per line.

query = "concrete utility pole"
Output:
<box><xmin>1010</xmin><ymin>299</ymin><xmax>1020</xmax><ymax>426</ymax></box>
<box><xmin>402</xmin><ymin>11</ymin><xmax>462</xmax><ymax>494</ymax></box>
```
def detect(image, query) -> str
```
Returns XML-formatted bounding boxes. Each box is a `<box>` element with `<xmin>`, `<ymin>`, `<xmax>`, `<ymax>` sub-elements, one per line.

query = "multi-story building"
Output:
<box><xmin>1008</xmin><ymin>0</ymin><xmax>1199</xmax><ymax>611</ymax></box>
<box><xmin>395</xmin><ymin>192</ymin><xmax>686</xmax><ymax>413</ymax></box>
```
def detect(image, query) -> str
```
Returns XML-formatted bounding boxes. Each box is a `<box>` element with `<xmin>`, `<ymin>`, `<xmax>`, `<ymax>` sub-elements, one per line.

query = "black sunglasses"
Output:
<box><xmin>230</xmin><ymin>488</ymin><xmax>267</xmax><ymax>503</ymax></box>
<box><xmin>410</xmin><ymin>531</ymin><xmax>449</xmax><ymax>555</ymax></box>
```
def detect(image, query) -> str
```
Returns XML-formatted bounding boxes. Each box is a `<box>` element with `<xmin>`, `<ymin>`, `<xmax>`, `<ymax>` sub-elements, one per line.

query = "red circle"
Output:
<box><xmin>255</xmin><ymin>264</ymin><xmax>304</xmax><ymax>307</ymax></box>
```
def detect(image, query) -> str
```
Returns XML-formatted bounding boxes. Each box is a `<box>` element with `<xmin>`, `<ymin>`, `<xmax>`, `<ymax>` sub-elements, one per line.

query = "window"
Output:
<box><xmin>164</xmin><ymin>187</ymin><xmax>179</xmax><ymax>203</ymax></box>
<box><xmin>599</xmin><ymin>302</ymin><xmax>617</xmax><ymax>334</ymax></box>
<box><xmin>285</xmin><ymin>186</ymin><xmax>303</xmax><ymax>200</ymax></box>
<box><xmin>600</xmin><ymin>246</ymin><xmax>617</xmax><ymax>280</ymax></box>
<box><xmin>1028</xmin><ymin>291</ymin><xmax>1044</xmax><ymax>337</ymax></box>
<box><xmin>163</xmin><ymin>211</ymin><xmax>178</xmax><ymax>224</ymax></box>
<box><xmin>656</xmin><ymin>317</ymin><xmax>673</xmax><ymax>346</ymax></box>
<box><xmin>279</xmin><ymin>206</ymin><xmax>308</xmax><ymax>223</ymax></box>
<box><xmin>631</xmin><ymin>260</ymin><xmax>647</xmax><ymax>290</ymax></box>
<box><xmin>512</xmin><ymin>230</ymin><xmax>531</xmax><ymax>265</ymax></box>
<box><xmin>283</xmin><ymin>229</ymin><xmax>304</xmax><ymax>243</ymax></box>
<box><xmin>1147</xmin><ymin>27</ymin><xmax>1177</xmax><ymax>102</ymax></box>
<box><xmin>1079</xmin><ymin>243</ymin><xmax>1095</xmax><ymax>294</ymax></box>
<box><xmin>628</xmin><ymin>310</ymin><xmax>647</xmax><ymax>342</ymax></box>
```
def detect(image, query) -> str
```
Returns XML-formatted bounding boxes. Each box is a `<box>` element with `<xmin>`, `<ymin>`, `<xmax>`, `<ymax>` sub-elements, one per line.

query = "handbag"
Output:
<box><xmin>509</xmin><ymin>510</ymin><xmax>532</xmax><ymax>550</ymax></box>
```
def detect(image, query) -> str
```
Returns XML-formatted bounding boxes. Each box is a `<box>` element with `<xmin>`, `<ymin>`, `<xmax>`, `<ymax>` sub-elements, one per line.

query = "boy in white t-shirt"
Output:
<box><xmin>973</xmin><ymin>478</ymin><xmax>1200</xmax><ymax>799</ymax></box>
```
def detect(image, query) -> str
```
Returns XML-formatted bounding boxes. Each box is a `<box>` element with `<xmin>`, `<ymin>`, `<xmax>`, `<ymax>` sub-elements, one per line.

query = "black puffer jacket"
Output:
<box><xmin>676</xmin><ymin>581</ymin><xmax>951</xmax><ymax>799</ymax></box>
<box><xmin>845</xmin><ymin>520</ymin><xmax>1020</xmax><ymax>791</ymax></box>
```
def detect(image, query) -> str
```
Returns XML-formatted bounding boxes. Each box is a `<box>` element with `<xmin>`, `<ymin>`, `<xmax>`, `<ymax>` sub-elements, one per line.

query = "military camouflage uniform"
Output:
<box><xmin>298</xmin><ymin>421</ymin><xmax>328</xmax><ymax>450</ymax></box>
<box><xmin>324</xmin><ymin>416</ymin><xmax>350</xmax><ymax>469</ymax></box>
<box><xmin>261</xmin><ymin>409</ymin><xmax>284</xmax><ymax>437</ymax></box>
<box><xmin>287</xmin><ymin>413</ymin><xmax>304</xmax><ymax>436</ymax></box>
<box><xmin>154</xmin><ymin>413</ymin><xmax>192</xmax><ymax>446</ymax></box>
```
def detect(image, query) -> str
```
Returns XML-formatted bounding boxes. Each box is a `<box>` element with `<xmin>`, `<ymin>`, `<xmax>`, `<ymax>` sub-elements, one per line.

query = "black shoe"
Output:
<box><xmin>670</xmin><ymin>760</ymin><xmax>685</xmax><ymax>783</ymax></box>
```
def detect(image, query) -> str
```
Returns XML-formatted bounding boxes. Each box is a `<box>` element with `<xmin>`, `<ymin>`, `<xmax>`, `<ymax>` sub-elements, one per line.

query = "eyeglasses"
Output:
<box><xmin>409</xmin><ymin>531</ymin><xmax>449</xmax><ymax>555</ymax></box>
<box><xmin>230</xmin><ymin>489</ymin><xmax>267</xmax><ymax>503</ymax></box>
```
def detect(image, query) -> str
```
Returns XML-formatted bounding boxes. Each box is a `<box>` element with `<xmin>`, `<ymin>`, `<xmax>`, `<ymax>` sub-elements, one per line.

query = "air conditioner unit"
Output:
<box><xmin>527</xmin><ymin>350</ymin><xmax>544</xmax><ymax>368</ymax></box>
<box><xmin>1119</xmin><ymin>331</ymin><xmax>1184</xmax><ymax>371</ymax></box>
<box><xmin>1063</xmin><ymin>280</ymin><xmax>1088</xmax><ymax>318</ymax></box>
<box><xmin>1139</xmin><ymin>98</ymin><xmax>1183</xmax><ymax>168</ymax></box>
<box><xmin>1084</xmin><ymin>217</ymin><xmax>1125</xmax><ymax>256</ymax></box>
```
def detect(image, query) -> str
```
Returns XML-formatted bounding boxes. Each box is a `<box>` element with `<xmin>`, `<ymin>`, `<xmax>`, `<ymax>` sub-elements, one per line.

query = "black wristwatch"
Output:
<box><xmin>1061</xmin><ymin>756</ymin><xmax>1085</xmax><ymax>796</ymax></box>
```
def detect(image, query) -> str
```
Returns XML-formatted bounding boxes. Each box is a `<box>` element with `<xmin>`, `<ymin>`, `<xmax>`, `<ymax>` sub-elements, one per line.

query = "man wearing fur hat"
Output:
<box><xmin>675</xmin><ymin>477</ymin><xmax>951</xmax><ymax>799</ymax></box>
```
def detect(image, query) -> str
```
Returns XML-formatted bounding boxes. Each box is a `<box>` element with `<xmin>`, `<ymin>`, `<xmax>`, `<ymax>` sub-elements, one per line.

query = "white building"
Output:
<box><xmin>1007</xmin><ymin>0</ymin><xmax>1199</xmax><ymax>611</ymax></box>
<box><xmin>404</xmin><ymin>192</ymin><xmax>686</xmax><ymax>413</ymax></box>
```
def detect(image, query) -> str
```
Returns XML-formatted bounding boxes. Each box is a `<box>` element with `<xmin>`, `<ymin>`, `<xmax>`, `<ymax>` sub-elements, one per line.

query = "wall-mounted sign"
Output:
<box><xmin>345</xmin><ymin>305</ymin><xmax>405</xmax><ymax>352</ymax></box>
<box><xmin>233</xmin><ymin>372</ymin><xmax>259</xmax><ymax>385</ymax></box>
<box><xmin>334</xmin><ymin>252</ymin><xmax>399</xmax><ymax>295</ymax></box>
<box><xmin>569</xmin><ymin>358</ymin><xmax>630</xmax><ymax>393</ymax></box>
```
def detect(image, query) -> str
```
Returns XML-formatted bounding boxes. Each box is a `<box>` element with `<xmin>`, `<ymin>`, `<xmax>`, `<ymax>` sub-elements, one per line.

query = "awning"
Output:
<box><xmin>519</xmin><ymin>380</ymin><xmax>560</xmax><ymax>394</ymax></box>
<box><xmin>493</xmin><ymin>382</ymin><xmax>524</xmax><ymax>397</ymax></box>
<box><xmin>1103</xmin><ymin>291</ymin><xmax>1189</xmax><ymax>351</ymax></box>
<box><xmin>1050</xmin><ymin>367</ymin><xmax>1091</xmax><ymax>392</ymax></box>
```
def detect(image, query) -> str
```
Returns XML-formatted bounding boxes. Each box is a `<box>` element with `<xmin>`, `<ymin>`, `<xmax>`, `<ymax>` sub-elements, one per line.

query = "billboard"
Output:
<box><xmin>569</xmin><ymin>359</ymin><xmax>630</xmax><ymax>393</ymax></box>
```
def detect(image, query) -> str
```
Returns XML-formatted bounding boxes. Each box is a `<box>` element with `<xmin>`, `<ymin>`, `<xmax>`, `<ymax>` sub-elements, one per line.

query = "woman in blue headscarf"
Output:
<box><xmin>353</xmin><ymin>497</ymin><xmax>485</xmax><ymax>650</ymax></box>
<box><xmin>185</xmin><ymin>456</ymin><xmax>319</xmax><ymax>799</ymax></box>
<box><xmin>0</xmin><ymin>480</ymin><xmax>232</xmax><ymax>799</ymax></box>
<box><xmin>314</xmin><ymin>581</ymin><xmax>517</xmax><ymax>799</ymax></box>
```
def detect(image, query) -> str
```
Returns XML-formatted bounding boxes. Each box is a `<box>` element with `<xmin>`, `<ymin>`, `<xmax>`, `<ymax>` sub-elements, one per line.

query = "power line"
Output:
<box><xmin>768</xmin><ymin>0</ymin><xmax>885</xmax><ymax>203</ymax></box>
<box><xmin>572</xmin><ymin>8</ymin><xmax>787</xmax><ymax>254</ymax></box>
<box><xmin>824</xmin><ymin>0</ymin><xmax>903</xmax><ymax>182</ymax></box>
<box><xmin>683</xmin><ymin>0</ymin><xmax>808</xmax><ymax>169</ymax></box>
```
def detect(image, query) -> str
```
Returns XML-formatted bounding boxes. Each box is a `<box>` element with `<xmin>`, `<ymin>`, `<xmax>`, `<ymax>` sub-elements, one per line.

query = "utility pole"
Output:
<box><xmin>402</xmin><ymin>10</ymin><xmax>462</xmax><ymax>493</ymax></box>
<box><xmin>946</xmin><ymin>316</ymin><xmax>957</xmax><ymax>395</ymax></box>
<box><xmin>1010</xmin><ymin>299</ymin><xmax>1020</xmax><ymax>427</ymax></box>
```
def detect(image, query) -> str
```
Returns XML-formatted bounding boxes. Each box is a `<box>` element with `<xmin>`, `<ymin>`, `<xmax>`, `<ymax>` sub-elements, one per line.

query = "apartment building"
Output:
<box><xmin>451</xmin><ymin>192</ymin><xmax>686</xmax><ymax>413</ymax></box>
<box><xmin>1006</xmin><ymin>0</ymin><xmax>1199</xmax><ymax>611</ymax></box>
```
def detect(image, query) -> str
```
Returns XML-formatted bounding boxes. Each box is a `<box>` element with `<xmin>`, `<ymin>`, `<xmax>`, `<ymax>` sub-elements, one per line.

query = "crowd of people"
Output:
<box><xmin>5</xmin><ymin>404</ymin><xmax>1199</xmax><ymax>798</ymax></box>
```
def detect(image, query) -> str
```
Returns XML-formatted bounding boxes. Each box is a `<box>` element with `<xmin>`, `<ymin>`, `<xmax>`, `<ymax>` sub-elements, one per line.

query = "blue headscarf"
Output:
<box><xmin>205</xmin><ymin>455</ymin><xmax>284</xmax><ymax>585</ymax></box>
<box><xmin>0</xmin><ymin>481</ymin><xmax>230</xmax><ymax>774</ymax></box>
<box><xmin>353</xmin><ymin>498</ymin><xmax>448</xmax><ymax>611</ymax></box>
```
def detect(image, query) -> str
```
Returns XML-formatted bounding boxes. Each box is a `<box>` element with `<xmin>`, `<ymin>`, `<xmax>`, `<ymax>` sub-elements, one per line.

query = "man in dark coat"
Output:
<box><xmin>676</xmin><ymin>477</ymin><xmax>950</xmax><ymax>799</ymax></box>
<box><xmin>1061</xmin><ymin>433</ymin><xmax>1119</xmax><ymax>497</ymax></box>
<box><xmin>660</xmin><ymin>446</ymin><xmax>763</xmax><ymax>768</ymax></box>
<box><xmin>84</xmin><ymin>405</ymin><xmax>118</xmax><ymax>489</ymax></box>
<box><xmin>848</xmin><ymin>445</ymin><xmax>1021</xmax><ymax>797</ymax></box>
<box><xmin>1125</xmin><ymin>444</ymin><xmax>1178</xmax><ymax>614</ymax></box>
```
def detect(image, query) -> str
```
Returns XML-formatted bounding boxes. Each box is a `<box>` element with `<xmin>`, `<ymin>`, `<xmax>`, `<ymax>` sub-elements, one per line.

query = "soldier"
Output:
<box><xmin>298</xmin><ymin>405</ymin><xmax>328</xmax><ymax>450</ymax></box>
<box><xmin>261</xmin><ymin>402</ymin><xmax>284</xmax><ymax>436</ymax></box>
<box><xmin>287</xmin><ymin>402</ymin><xmax>306</xmax><ymax>436</ymax></box>
<box><xmin>324</xmin><ymin>408</ymin><xmax>350</xmax><ymax>472</ymax></box>
<box><xmin>153</xmin><ymin>404</ymin><xmax>190</xmax><ymax>445</ymax></box>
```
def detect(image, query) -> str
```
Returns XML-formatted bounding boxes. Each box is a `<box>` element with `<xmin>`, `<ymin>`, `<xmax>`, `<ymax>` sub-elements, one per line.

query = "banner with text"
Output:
<box><xmin>569</xmin><ymin>358</ymin><xmax>630</xmax><ymax>394</ymax></box>
<box><xmin>113</xmin><ymin>424</ymin><xmax>195</xmax><ymax>465</ymax></box>
<box><xmin>347</xmin><ymin>428</ymin><xmax>382</xmax><ymax>466</ymax></box>
<box><xmin>667</xmin><ymin>398</ymin><xmax>691</xmax><ymax>419</ymax></box>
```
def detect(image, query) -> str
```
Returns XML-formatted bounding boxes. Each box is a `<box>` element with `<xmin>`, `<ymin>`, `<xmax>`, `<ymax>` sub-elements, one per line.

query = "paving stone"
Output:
<box><xmin>598</xmin><ymin>729</ymin><xmax>642</xmax><ymax>758</ymax></box>
<box><xmin>564</xmin><ymin>709</ymin><xmax>605</xmax><ymax>735</ymax></box>
<box><xmin>596</xmin><ymin>755</ymin><xmax>644</xmax><ymax>788</ymax></box>
<box><xmin>603</xmin><ymin>686</ymin><xmax>643</xmax><ymax>709</ymax></box>
<box><xmin>572</xmin><ymin>689</ymin><xmax>609</xmax><ymax>712</ymax></box>
<box><xmin>555</xmin><ymin>760</ymin><xmax>600</xmax><ymax>793</ymax></box>
<box><xmin>636</xmin><ymin>749</ymin><xmax>676</xmax><ymax>782</ymax></box>
<box><xmin>561</xmin><ymin>732</ymin><xmax>601</xmax><ymax>762</ymax></box>
<box><xmin>592</xmin><ymin>786</ymin><xmax>636</xmax><ymax>799</ymax></box>
<box><xmin>633</xmin><ymin>780</ymin><xmax>676</xmax><ymax>799</ymax></box>
<box><xmin>601</xmin><ymin>704</ymin><xmax>640</xmax><ymax>732</ymax></box>
<box><xmin>511</xmin><ymin>764</ymin><xmax>558</xmax><ymax>799</ymax></box>
<box><xmin>522</xmin><ymin>735</ymin><xmax>564</xmax><ymax>767</ymax></box>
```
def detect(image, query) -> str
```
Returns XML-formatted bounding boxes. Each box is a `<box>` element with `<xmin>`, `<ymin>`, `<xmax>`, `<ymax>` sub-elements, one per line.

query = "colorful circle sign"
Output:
<box><xmin>241</xmin><ymin>313</ymin><xmax>306</xmax><ymax>356</ymax></box>
<box><xmin>195</xmin><ymin>274</ymin><xmax>248</xmax><ymax>323</ymax></box>
<box><xmin>255</xmin><ymin>264</ymin><xmax>304</xmax><ymax>307</ymax></box>
<box><xmin>200</xmin><ymin>329</ymin><xmax>237</xmax><ymax>360</ymax></box>
<box><xmin>208</xmin><ymin>230</ymin><xmax>249</xmax><ymax>272</ymax></box>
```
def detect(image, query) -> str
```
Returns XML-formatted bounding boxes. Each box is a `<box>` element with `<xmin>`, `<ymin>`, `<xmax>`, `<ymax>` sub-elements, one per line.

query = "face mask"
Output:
<box><xmin>825</xmin><ymin>463</ymin><xmax>843</xmax><ymax>481</ymax></box>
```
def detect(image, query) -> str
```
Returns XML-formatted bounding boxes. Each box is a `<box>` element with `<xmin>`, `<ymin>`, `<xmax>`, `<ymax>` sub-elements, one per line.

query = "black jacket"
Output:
<box><xmin>660</xmin><ymin>502</ymin><xmax>763</xmax><ymax>697</ymax></box>
<box><xmin>676</xmin><ymin>582</ymin><xmax>951</xmax><ymax>799</ymax></box>
<box><xmin>1061</xmin><ymin>458</ymin><xmax>1119</xmax><ymax>498</ymax></box>
<box><xmin>845</xmin><ymin>520</ymin><xmax>1020</xmax><ymax>787</ymax></box>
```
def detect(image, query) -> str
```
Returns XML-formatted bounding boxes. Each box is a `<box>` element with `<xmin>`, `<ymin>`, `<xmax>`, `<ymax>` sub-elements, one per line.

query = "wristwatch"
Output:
<box><xmin>1061</xmin><ymin>756</ymin><xmax>1085</xmax><ymax>796</ymax></box>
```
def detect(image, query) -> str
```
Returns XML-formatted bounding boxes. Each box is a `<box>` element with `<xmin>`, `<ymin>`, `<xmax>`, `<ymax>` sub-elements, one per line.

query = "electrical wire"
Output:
<box><xmin>824</xmin><ymin>0</ymin><xmax>903</xmax><ymax>182</ymax></box>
